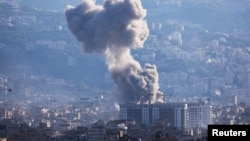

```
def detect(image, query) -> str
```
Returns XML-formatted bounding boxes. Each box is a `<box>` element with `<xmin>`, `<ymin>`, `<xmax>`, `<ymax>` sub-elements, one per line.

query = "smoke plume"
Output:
<box><xmin>65</xmin><ymin>0</ymin><xmax>163</xmax><ymax>104</ymax></box>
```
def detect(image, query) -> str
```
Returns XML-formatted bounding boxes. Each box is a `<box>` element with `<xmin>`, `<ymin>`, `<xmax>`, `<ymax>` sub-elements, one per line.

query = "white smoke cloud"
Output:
<box><xmin>114</xmin><ymin>102</ymin><xmax>120</xmax><ymax>111</ymax></box>
<box><xmin>65</xmin><ymin>0</ymin><xmax>163</xmax><ymax>104</ymax></box>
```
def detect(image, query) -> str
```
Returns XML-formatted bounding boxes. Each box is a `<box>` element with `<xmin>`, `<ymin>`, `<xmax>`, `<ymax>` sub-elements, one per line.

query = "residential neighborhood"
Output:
<box><xmin>0</xmin><ymin>0</ymin><xmax>250</xmax><ymax>140</ymax></box>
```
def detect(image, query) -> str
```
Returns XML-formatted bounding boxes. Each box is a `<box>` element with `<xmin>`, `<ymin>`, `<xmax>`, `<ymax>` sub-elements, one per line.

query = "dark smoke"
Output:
<box><xmin>65</xmin><ymin>0</ymin><xmax>163</xmax><ymax>104</ymax></box>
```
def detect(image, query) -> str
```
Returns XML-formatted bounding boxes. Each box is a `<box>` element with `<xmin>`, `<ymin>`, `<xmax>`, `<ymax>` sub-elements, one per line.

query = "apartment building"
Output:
<box><xmin>119</xmin><ymin>102</ymin><xmax>213</xmax><ymax>131</ymax></box>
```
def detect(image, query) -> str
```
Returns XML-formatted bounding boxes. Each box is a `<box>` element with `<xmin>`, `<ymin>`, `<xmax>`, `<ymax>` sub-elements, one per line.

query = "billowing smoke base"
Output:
<box><xmin>65</xmin><ymin>0</ymin><xmax>163</xmax><ymax>104</ymax></box>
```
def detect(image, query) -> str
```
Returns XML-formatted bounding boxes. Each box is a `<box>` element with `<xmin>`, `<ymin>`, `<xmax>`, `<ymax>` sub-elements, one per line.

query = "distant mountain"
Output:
<box><xmin>0</xmin><ymin>1</ymin><xmax>109</xmax><ymax>87</ymax></box>
<box><xmin>19</xmin><ymin>0</ymin><xmax>79</xmax><ymax>11</ymax></box>
<box><xmin>19</xmin><ymin>0</ymin><xmax>103</xmax><ymax>11</ymax></box>
<box><xmin>144</xmin><ymin>0</ymin><xmax>250</xmax><ymax>33</ymax></box>
<box><xmin>18</xmin><ymin>0</ymin><xmax>250</xmax><ymax>33</ymax></box>
<box><xmin>1</xmin><ymin>0</ymin><xmax>249</xmax><ymax>91</ymax></box>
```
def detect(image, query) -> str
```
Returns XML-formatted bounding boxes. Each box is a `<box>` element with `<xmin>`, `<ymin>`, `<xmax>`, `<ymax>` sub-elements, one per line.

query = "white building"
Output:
<box><xmin>119</xmin><ymin>102</ymin><xmax>213</xmax><ymax>131</ymax></box>
<box><xmin>187</xmin><ymin>103</ymin><xmax>213</xmax><ymax>130</ymax></box>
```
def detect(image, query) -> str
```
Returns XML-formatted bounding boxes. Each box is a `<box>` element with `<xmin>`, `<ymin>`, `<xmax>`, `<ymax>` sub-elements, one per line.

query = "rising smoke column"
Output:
<box><xmin>65</xmin><ymin>0</ymin><xmax>163</xmax><ymax>103</ymax></box>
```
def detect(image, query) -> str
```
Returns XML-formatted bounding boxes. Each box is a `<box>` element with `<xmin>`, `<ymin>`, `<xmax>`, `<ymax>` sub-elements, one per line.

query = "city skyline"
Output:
<box><xmin>0</xmin><ymin>0</ymin><xmax>250</xmax><ymax>140</ymax></box>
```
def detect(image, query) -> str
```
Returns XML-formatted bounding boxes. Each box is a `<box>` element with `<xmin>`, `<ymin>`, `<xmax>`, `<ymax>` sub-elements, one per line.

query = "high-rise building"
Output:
<box><xmin>187</xmin><ymin>102</ymin><xmax>213</xmax><ymax>129</ymax></box>
<box><xmin>119</xmin><ymin>102</ymin><xmax>213</xmax><ymax>131</ymax></box>
<box><xmin>120</xmin><ymin>103</ymin><xmax>188</xmax><ymax>130</ymax></box>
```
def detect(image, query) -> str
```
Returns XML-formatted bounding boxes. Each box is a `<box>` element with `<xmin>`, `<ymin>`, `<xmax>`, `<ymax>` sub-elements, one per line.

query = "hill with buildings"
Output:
<box><xmin>0</xmin><ymin>1</ymin><xmax>250</xmax><ymax>140</ymax></box>
<box><xmin>0</xmin><ymin>0</ymin><xmax>250</xmax><ymax>103</ymax></box>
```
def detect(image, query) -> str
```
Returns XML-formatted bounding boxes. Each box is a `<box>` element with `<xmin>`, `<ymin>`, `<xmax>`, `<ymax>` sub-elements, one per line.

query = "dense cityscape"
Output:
<box><xmin>0</xmin><ymin>0</ymin><xmax>250</xmax><ymax>141</ymax></box>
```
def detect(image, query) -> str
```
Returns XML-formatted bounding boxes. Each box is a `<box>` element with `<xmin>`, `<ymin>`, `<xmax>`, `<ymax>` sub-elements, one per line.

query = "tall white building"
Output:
<box><xmin>187</xmin><ymin>103</ymin><xmax>213</xmax><ymax>130</ymax></box>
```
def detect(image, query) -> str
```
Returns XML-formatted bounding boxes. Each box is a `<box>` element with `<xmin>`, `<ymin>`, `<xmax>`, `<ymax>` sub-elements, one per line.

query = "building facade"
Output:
<box><xmin>188</xmin><ymin>103</ymin><xmax>213</xmax><ymax>129</ymax></box>
<box><xmin>119</xmin><ymin>102</ymin><xmax>213</xmax><ymax>130</ymax></box>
